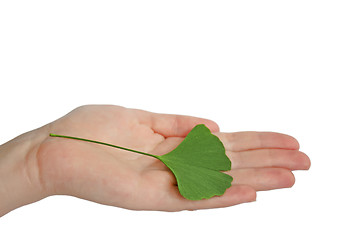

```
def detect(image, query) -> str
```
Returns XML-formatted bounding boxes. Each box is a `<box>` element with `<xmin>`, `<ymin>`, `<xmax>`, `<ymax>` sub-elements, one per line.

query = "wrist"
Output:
<box><xmin>0</xmin><ymin>126</ymin><xmax>49</xmax><ymax>217</ymax></box>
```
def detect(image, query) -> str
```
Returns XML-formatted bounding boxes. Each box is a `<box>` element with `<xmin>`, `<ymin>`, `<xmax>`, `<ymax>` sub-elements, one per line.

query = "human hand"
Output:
<box><xmin>0</xmin><ymin>105</ymin><xmax>310</xmax><ymax>215</ymax></box>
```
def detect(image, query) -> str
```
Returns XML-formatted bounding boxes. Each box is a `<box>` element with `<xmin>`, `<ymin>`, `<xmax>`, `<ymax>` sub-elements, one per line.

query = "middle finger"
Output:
<box><xmin>227</xmin><ymin>149</ymin><xmax>310</xmax><ymax>170</ymax></box>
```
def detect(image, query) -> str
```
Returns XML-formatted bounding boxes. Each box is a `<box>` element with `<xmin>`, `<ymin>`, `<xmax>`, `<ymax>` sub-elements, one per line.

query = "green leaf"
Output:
<box><xmin>157</xmin><ymin>124</ymin><xmax>233</xmax><ymax>200</ymax></box>
<box><xmin>49</xmin><ymin>124</ymin><xmax>233</xmax><ymax>200</ymax></box>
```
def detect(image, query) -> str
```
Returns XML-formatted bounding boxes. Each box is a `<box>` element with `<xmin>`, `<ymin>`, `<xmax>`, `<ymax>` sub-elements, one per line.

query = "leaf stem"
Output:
<box><xmin>49</xmin><ymin>133</ymin><xmax>159</xmax><ymax>159</ymax></box>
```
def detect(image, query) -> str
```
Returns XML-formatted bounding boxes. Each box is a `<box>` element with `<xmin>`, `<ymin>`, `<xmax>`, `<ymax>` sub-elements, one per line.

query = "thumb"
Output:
<box><xmin>137</xmin><ymin>110</ymin><xmax>219</xmax><ymax>137</ymax></box>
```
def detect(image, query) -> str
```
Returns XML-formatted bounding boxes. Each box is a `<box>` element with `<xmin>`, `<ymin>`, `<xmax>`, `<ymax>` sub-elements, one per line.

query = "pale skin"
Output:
<box><xmin>0</xmin><ymin>105</ymin><xmax>310</xmax><ymax>217</ymax></box>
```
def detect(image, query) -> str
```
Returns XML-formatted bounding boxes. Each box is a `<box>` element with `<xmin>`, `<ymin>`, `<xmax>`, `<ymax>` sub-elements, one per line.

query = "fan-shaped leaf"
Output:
<box><xmin>157</xmin><ymin>124</ymin><xmax>233</xmax><ymax>200</ymax></box>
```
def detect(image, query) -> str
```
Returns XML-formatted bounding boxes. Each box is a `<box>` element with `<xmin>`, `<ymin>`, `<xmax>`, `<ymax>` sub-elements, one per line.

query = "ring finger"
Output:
<box><xmin>228</xmin><ymin>167</ymin><xmax>296</xmax><ymax>191</ymax></box>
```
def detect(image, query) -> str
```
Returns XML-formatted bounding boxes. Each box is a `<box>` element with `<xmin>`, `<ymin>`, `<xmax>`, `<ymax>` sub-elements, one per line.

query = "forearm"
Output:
<box><xmin>0</xmin><ymin>127</ymin><xmax>48</xmax><ymax>217</ymax></box>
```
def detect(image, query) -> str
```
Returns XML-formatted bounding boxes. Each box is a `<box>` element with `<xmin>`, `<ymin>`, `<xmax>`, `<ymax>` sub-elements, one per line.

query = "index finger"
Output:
<box><xmin>214</xmin><ymin>131</ymin><xmax>300</xmax><ymax>152</ymax></box>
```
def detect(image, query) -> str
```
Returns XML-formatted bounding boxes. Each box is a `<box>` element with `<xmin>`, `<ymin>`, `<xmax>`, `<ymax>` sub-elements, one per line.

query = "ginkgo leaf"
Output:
<box><xmin>157</xmin><ymin>124</ymin><xmax>233</xmax><ymax>200</ymax></box>
<box><xmin>49</xmin><ymin>124</ymin><xmax>233</xmax><ymax>200</ymax></box>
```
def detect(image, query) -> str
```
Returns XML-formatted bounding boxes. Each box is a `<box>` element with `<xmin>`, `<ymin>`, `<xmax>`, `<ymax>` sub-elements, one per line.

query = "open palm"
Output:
<box><xmin>37</xmin><ymin>105</ymin><xmax>310</xmax><ymax>211</ymax></box>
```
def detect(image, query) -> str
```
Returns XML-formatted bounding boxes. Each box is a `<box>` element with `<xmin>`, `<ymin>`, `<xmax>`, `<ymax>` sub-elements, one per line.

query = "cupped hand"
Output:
<box><xmin>36</xmin><ymin>105</ymin><xmax>310</xmax><ymax>211</ymax></box>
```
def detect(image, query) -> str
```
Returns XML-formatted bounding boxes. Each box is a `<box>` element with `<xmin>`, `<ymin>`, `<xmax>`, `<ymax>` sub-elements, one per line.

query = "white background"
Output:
<box><xmin>0</xmin><ymin>0</ymin><xmax>360</xmax><ymax>239</ymax></box>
